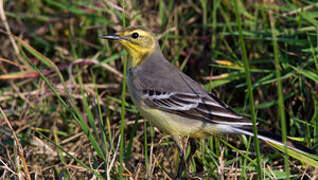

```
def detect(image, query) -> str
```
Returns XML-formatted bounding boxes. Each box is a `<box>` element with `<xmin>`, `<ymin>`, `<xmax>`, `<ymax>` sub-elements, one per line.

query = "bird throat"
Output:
<box><xmin>125</xmin><ymin>46</ymin><xmax>151</xmax><ymax>67</ymax></box>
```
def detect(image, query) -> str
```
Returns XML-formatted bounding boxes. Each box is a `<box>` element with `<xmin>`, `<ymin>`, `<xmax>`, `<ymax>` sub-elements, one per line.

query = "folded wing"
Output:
<box><xmin>141</xmin><ymin>89</ymin><xmax>252</xmax><ymax>126</ymax></box>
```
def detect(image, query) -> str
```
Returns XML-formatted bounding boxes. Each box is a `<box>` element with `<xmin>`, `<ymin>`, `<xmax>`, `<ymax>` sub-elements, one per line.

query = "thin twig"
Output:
<box><xmin>0</xmin><ymin>158</ymin><xmax>17</xmax><ymax>175</ymax></box>
<box><xmin>107</xmin><ymin>135</ymin><xmax>121</xmax><ymax>180</ymax></box>
<box><xmin>0</xmin><ymin>0</ymin><xmax>27</xmax><ymax>67</ymax></box>
<box><xmin>282</xmin><ymin>3</ymin><xmax>318</xmax><ymax>17</ymax></box>
<box><xmin>0</xmin><ymin>106</ymin><xmax>31</xmax><ymax>180</ymax></box>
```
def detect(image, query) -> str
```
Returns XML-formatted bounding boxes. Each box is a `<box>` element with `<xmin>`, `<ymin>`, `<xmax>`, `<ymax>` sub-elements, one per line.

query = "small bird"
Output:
<box><xmin>101</xmin><ymin>26</ymin><xmax>315</xmax><ymax>177</ymax></box>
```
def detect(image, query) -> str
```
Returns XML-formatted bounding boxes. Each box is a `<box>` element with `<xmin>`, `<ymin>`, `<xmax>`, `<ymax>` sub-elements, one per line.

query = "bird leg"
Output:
<box><xmin>174</xmin><ymin>136</ymin><xmax>187</xmax><ymax>179</ymax></box>
<box><xmin>174</xmin><ymin>136</ymin><xmax>197</xmax><ymax>179</ymax></box>
<box><xmin>187</xmin><ymin>138</ymin><xmax>197</xmax><ymax>165</ymax></box>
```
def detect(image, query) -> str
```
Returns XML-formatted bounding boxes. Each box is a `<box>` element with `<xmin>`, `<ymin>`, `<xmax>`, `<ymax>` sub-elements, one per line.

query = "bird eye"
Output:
<box><xmin>131</xmin><ymin>32</ymin><xmax>139</xmax><ymax>39</ymax></box>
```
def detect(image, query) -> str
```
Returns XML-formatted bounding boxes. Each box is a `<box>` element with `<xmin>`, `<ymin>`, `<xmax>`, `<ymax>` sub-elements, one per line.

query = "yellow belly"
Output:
<box><xmin>137</xmin><ymin>103</ymin><xmax>218</xmax><ymax>138</ymax></box>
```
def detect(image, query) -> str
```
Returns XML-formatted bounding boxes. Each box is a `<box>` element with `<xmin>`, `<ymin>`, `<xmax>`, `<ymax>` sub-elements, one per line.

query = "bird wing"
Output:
<box><xmin>141</xmin><ymin>89</ymin><xmax>252</xmax><ymax>125</ymax></box>
<box><xmin>133</xmin><ymin>51</ymin><xmax>252</xmax><ymax>126</ymax></box>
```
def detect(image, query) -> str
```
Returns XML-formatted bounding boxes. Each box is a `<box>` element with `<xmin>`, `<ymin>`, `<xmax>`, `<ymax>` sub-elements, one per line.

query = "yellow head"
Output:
<box><xmin>101</xmin><ymin>26</ymin><xmax>159</xmax><ymax>67</ymax></box>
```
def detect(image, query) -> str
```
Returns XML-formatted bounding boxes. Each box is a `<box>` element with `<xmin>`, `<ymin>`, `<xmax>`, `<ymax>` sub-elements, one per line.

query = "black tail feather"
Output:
<box><xmin>232</xmin><ymin>126</ymin><xmax>316</xmax><ymax>155</ymax></box>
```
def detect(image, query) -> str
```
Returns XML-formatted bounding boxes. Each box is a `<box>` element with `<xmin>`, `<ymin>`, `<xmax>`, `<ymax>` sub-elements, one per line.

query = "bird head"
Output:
<box><xmin>101</xmin><ymin>26</ymin><xmax>159</xmax><ymax>67</ymax></box>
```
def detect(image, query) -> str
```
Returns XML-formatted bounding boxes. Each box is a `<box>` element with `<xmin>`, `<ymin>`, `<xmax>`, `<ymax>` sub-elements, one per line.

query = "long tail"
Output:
<box><xmin>231</xmin><ymin>126</ymin><xmax>316</xmax><ymax>155</ymax></box>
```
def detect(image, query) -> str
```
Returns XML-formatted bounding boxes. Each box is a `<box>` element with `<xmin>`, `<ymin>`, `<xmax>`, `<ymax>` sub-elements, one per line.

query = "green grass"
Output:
<box><xmin>233</xmin><ymin>0</ymin><xmax>262</xmax><ymax>178</ymax></box>
<box><xmin>0</xmin><ymin>0</ymin><xmax>318</xmax><ymax>179</ymax></box>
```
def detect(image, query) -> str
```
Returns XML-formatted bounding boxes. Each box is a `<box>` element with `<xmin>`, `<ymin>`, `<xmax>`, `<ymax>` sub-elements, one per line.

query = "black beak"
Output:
<box><xmin>100</xmin><ymin>34</ymin><xmax>122</xmax><ymax>40</ymax></box>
